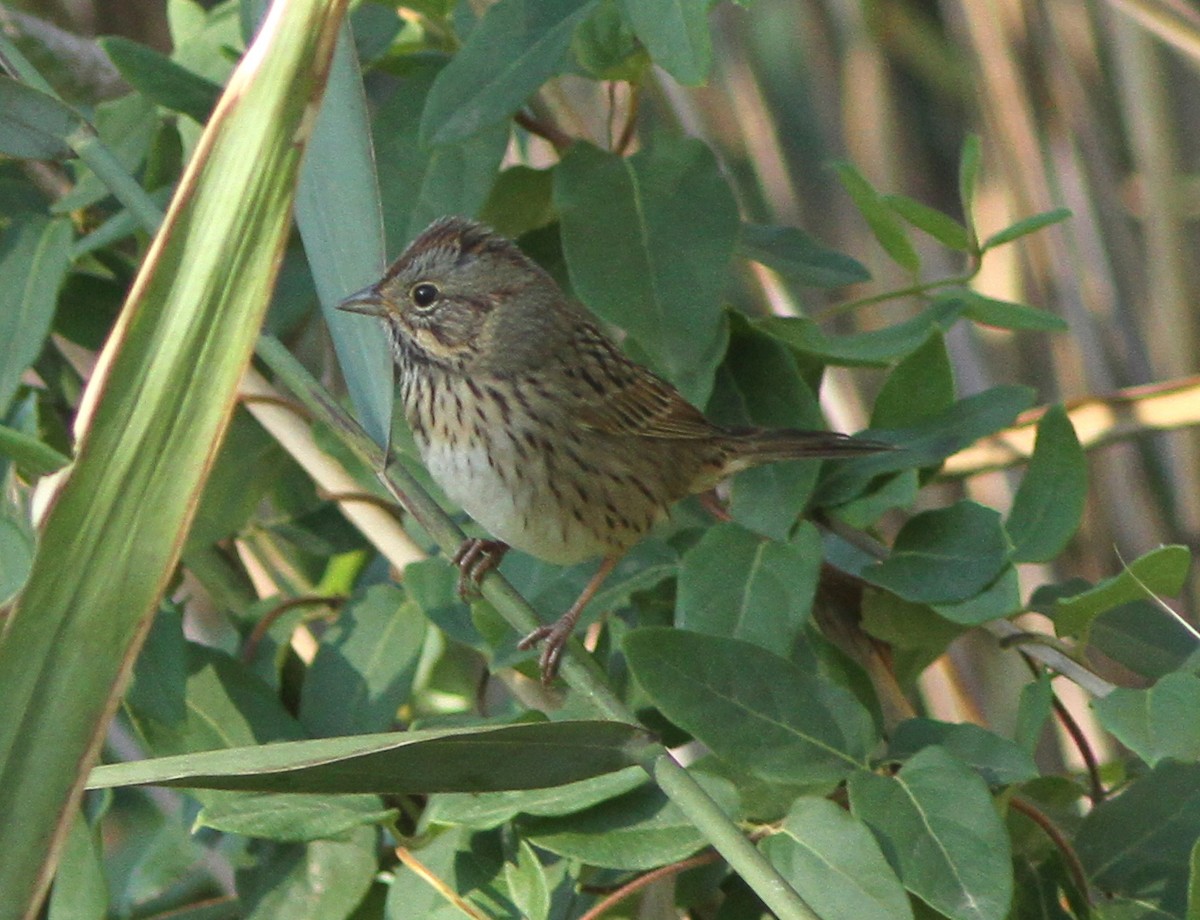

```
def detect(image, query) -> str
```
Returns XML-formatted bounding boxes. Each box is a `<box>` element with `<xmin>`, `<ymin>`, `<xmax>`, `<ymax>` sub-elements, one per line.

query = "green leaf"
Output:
<box><xmin>555</xmin><ymin>139</ymin><xmax>739</xmax><ymax>404</ymax></box>
<box><xmin>87</xmin><ymin>721</ymin><xmax>650</xmax><ymax>794</ymax></box>
<box><xmin>930</xmin><ymin>565</ymin><xmax>1022</xmax><ymax>625</ymax></box>
<box><xmin>981</xmin><ymin>207</ymin><xmax>1071</xmax><ymax>251</ymax></box>
<box><xmin>0</xmin><ymin>216</ymin><xmax>73</xmax><ymax>413</ymax></box>
<box><xmin>419</xmin><ymin>0</ymin><xmax>598</xmax><ymax>145</ymax></box>
<box><xmin>871</xmin><ymin>333</ymin><xmax>954</xmax><ymax>428</ymax></box>
<box><xmin>620</xmin><ymin>0</ymin><xmax>712</xmax><ymax>84</ymax></box>
<box><xmin>738</xmin><ymin>222</ymin><xmax>870</xmax><ymax>288</ymax></box>
<box><xmin>496</xmin><ymin>538</ymin><xmax>677</xmax><ymax>662</ymax></box>
<box><xmin>758</xmin><ymin>297</ymin><xmax>964</xmax><ymax>367</ymax></box>
<box><xmin>520</xmin><ymin>775</ymin><xmax>736</xmax><ymax>870</ymax></box>
<box><xmin>861</xmin><ymin>598</ymin><xmax>967</xmax><ymax>686</ymax></box>
<box><xmin>0</xmin><ymin>510</ymin><xmax>34</xmax><ymax>606</ymax></box>
<box><xmin>958</xmin><ymin>135</ymin><xmax>982</xmax><ymax>246</ymax></box>
<box><xmin>954</xmin><ymin>289</ymin><xmax>1068</xmax><ymax>332</ymax></box>
<box><xmin>425</xmin><ymin>767</ymin><xmax>646</xmax><ymax>830</ymax></box>
<box><xmin>816</xmin><ymin>386</ymin><xmax>1035</xmax><ymax>505</ymax></box>
<box><xmin>863</xmin><ymin>501</ymin><xmax>1011</xmax><ymax>604</ymax></box>
<box><xmin>571</xmin><ymin>0</ymin><xmax>648</xmax><ymax>82</ymax></box>
<box><xmin>1053</xmin><ymin>545</ymin><xmax>1191</xmax><ymax>637</ymax></box>
<box><xmin>832</xmin><ymin>162</ymin><xmax>920</xmax><ymax>272</ymax></box>
<box><xmin>883</xmin><ymin>194</ymin><xmax>970</xmax><ymax>251</ymax></box>
<box><xmin>295</xmin><ymin>28</ymin><xmax>394</xmax><ymax>446</ymax></box>
<box><xmin>1006</xmin><ymin>405</ymin><xmax>1086</xmax><ymax>562</ymax></box>
<box><xmin>677</xmin><ymin>522</ymin><xmax>821</xmax><ymax>653</ymax></box>
<box><xmin>1189</xmin><ymin>838</ymin><xmax>1200</xmax><ymax>920</ymax></box>
<box><xmin>479</xmin><ymin>165</ymin><xmax>556</xmax><ymax>240</ymax></box>
<box><xmin>99</xmin><ymin>37</ymin><xmax>222</xmax><ymax>124</ymax></box>
<box><xmin>0</xmin><ymin>425</ymin><xmax>69</xmax><ymax>477</ymax></box>
<box><xmin>1014</xmin><ymin>674</ymin><xmax>1054</xmax><ymax>753</ymax></box>
<box><xmin>385</xmin><ymin>827</ymin><xmax>519</xmax><ymax>919</ymax></box>
<box><xmin>861</xmin><ymin>590</ymin><xmax>967</xmax><ymax>655</ymax></box>
<box><xmin>51</xmin><ymin>92</ymin><xmax>158</xmax><ymax>214</ymax></box>
<box><xmin>624</xmin><ymin>628</ymin><xmax>876</xmax><ymax>786</ymax></box>
<box><xmin>46</xmin><ymin>814</ymin><xmax>107</xmax><ymax>920</ymax></box>
<box><xmin>376</xmin><ymin>59</ymin><xmax>510</xmax><ymax>251</ymax></box>
<box><xmin>0</xmin><ymin>77</ymin><xmax>82</xmax><ymax>159</ymax></box>
<box><xmin>849</xmin><ymin>746</ymin><xmax>1013</xmax><ymax>920</ymax></box>
<box><xmin>405</xmin><ymin>557</ymin><xmax>478</xmax><ymax>647</ymax></box>
<box><xmin>708</xmin><ymin>317</ymin><xmax>825</xmax><ymax>538</ymax></box>
<box><xmin>1090</xmin><ymin>600</ymin><xmax>1200</xmax><ymax>680</ymax></box>
<box><xmin>236</xmin><ymin>827</ymin><xmax>377</xmax><ymax>920</ymax></box>
<box><xmin>0</xmin><ymin>5</ymin><xmax>355</xmax><ymax>912</ymax></box>
<box><xmin>299</xmin><ymin>585</ymin><xmax>427</xmax><ymax>737</ymax></box>
<box><xmin>505</xmin><ymin>839</ymin><xmax>551</xmax><ymax>920</ymax></box>
<box><xmin>1094</xmin><ymin>672</ymin><xmax>1200</xmax><ymax>767</ymax></box>
<box><xmin>1076</xmin><ymin>761</ymin><xmax>1200</xmax><ymax>904</ymax></box>
<box><xmin>830</xmin><ymin>468</ymin><xmax>918</xmax><ymax>530</ymax></box>
<box><xmin>195</xmin><ymin>793</ymin><xmax>397</xmax><ymax>842</ymax></box>
<box><xmin>760</xmin><ymin>797</ymin><xmax>914</xmax><ymax>920</ymax></box>
<box><xmin>890</xmin><ymin>719</ymin><xmax>1039</xmax><ymax>786</ymax></box>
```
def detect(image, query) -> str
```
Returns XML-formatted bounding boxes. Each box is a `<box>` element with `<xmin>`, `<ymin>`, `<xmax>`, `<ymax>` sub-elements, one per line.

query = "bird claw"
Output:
<box><xmin>451</xmin><ymin>538</ymin><xmax>509</xmax><ymax>599</ymax></box>
<box><xmin>517</xmin><ymin>622</ymin><xmax>569</xmax><ymax>685</ymax></box>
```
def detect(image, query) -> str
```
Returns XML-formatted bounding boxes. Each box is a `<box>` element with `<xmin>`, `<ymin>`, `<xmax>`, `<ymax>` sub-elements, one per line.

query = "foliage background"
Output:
<box><xmin>3</xmin><ymin>0</ymin><xmax>1200</xmax><ymax>918</ymax></box>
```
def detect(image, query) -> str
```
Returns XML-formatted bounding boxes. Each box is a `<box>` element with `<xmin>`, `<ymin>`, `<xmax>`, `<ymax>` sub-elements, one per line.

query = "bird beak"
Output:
<box><xmin>336</xmin><ymin>284</ymin><xmax>388</xmax><ymax>317</ymax></box>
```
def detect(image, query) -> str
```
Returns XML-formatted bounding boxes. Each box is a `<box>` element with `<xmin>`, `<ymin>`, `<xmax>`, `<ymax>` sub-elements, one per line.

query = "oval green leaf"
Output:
<box><xmin>832</xmin><ymin>162</ymin><xmax>920</xmax><ymax>272</ymax></box>
<box><xmin>554</xmin><ymin>138</ymin><xmax>739</xmax><ymax>404</ymax></box>
<box><xmin>1006</xmin><ymin>405</ymin><xmax>1086</xmax><ymax>562</ymax></box>
<box><xmin>1093</xmin><ymin>672</ymin><xmax>1200</xmax><ymax>767</ymax></box>
<box><xmin>419</xmin><ymin>0</ymin><xmax>597</xmax><ymax>145</ymax></box>
<box><xmin>624</xmin><ymin>628</ymin><xmax>876</xmax><ymax>786</ymax></box>
<box><xmin>0</xmin><ymin>76</ymin><xmax>82</xmax><ymax>159</ymax></box>
<box><xmin>863</xmin><ymin>501</ymin><xmax>1011</xmax><ymax>604</ymax></box>
<box><xmin>1053</xmin><ymin>544</ymin><xmax>1190</xmax><ymax>637</ymax></box>
<box><xmin>677</xmin><ymin>522</ymin><xmax>821</xmax><ymax>652</ymax></box>
<box><xmin>761</xmin><ymin>797</ymin><xmax>914</xmax><ymax>920</ymax></box>
<box><xmin>738</xmin><ymin>222</ymin><xmax>870</xmax><ymax>288</ymax></box>
<box><xmin>619</xmin><ymin>0</ymin><xmax>712</xmax><ymax>85</ymax></box>
<box><xmin>849</xmin><ymin>746</ymin><xmax>1013</xmax><ymax>920</ymax></box>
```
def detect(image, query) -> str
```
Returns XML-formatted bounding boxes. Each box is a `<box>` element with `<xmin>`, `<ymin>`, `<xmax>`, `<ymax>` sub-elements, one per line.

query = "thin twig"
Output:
<box><xmin>395</xmin><ymin>846</ymin><xmax>489</xmax><ymax>919</ymax></box>
<box><xmin>614</xmin><ymin>84</ymin><xmax>641</xmax><ymax>155</ymax></box>
<box><xmin>578</xmin><ymin>851</ymin><xmax>722</xmax><ymax>920</ymax></box>
<box><xmin>514</xmin><ymin>110</ymin><xmax>573</xmax><ymax>152</ymax></box>
<box><xmin>241</xmin><ymin>594</ymin><xmax>344</xmax><ymax>663</ymax></box>
<box><xmin>315</xmin><ymin>489</ymin><xmax>404</xmax><ymax>518</ymax></box>
<box><xmin>1008</xmin><ymin>796</ymin><xmax>1092</xmax><ymax>904</ymax></box>
<box><xmin>815</xmin><ymin>271</ymin><xmax>975</xmax><ymax>320</ymax></box>
<box><xmin>240</xmin><ymin>391</ymin><xmax>313</xmax><ymax>421</ymax></box>
<box><xmin>1019</xmin><ymin>652</ymin><xmax>1107</xmax><ymax>803</ymax></box>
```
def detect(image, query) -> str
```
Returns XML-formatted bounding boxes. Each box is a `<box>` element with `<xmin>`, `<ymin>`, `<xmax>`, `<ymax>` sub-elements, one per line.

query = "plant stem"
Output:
<box><xmin>254</xmin><ymin>334</ymin><xmax>825</xmax><ymax>920</ymax></box>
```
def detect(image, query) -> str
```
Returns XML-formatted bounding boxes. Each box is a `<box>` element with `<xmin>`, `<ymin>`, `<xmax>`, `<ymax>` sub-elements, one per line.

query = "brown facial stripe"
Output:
<box><xmin>454</xmin><ymin>231</ymin><xmax>528</xmax><ymax>272</ymax></box>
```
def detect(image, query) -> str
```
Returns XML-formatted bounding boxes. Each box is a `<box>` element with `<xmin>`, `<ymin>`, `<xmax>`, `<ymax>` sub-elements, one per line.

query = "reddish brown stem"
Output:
<box><xmin>514</xmin><ymin>110</ymin><xmax>573</xmax><ymax>153</ymax></box>
<box><xmin>241</xmin><ymin>595</ymin><xmax>344</xmax><ymax>663</ymax></box>
<box><xmin>1020</xmin><ymin>652</ymin><xmax>1106</xmax><ymax>802</ymax></box>
<box><xmin>613</xmin><ymin>84</ymin><xmax>641</xmax><ymax>155</ymax></box>
<box><xmin>1009</xmin><ymin>796</ymin><xmax>1092</xmax><ymax>904</ymax></box>
<box><xmin>578</xmin><ymin>850</ymin><xmax>722</xmax><ymax>920</ymax></box>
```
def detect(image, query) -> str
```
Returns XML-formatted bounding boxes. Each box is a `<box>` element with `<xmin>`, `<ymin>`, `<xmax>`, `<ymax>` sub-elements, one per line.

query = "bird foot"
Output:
<box><xmin>517</xmin><ymin>619</ymin><xmax>573</xmax><ymax>686</ymax></box>
<box><xmin>451</xmin><ymin>538</ymin><xmax>510</xmax><ymax>599</ymax></box>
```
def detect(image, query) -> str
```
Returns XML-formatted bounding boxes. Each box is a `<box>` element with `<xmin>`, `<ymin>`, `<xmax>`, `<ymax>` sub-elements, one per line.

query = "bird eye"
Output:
<box><xmin>411</xmin><ymin>282</ymin><xmax>439</xmax><ymax>309</ymax></box>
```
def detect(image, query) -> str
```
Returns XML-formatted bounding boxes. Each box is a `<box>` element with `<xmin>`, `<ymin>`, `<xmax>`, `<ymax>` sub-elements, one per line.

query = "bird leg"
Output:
<box><xmin>451</xmin><ymin>538</ymin><xmax>510</xmax><ymax>598</ymax></box>
<box><xmin>518</xmin><ymin>554</ymin><xmax>622</xmax><ymax>684</ymax></box>
<box><xmin>698</xmin><ymin>489</ymin><xmax>732</xmax><ymax>522</ymax></box>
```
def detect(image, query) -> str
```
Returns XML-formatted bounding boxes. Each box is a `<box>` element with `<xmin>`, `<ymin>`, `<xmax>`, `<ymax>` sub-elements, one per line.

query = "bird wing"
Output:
<box><xmin>572</xmin><ymin>352</ymin><xmax>719</xmax><ymax>441</ymax></box>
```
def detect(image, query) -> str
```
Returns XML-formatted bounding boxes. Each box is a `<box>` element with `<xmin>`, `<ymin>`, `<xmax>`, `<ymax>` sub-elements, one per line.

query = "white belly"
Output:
<box><xmin>420</xmin><ymin>437</ymin><xmax>612</xmax><ymax>565</ymax></box>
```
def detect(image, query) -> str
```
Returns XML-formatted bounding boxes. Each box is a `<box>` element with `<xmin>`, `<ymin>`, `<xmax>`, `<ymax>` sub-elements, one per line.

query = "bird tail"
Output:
<box><xmin>720</xmin><ymin>427</ymin><xmax>893</xmax><ymax>475</ymax></box>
